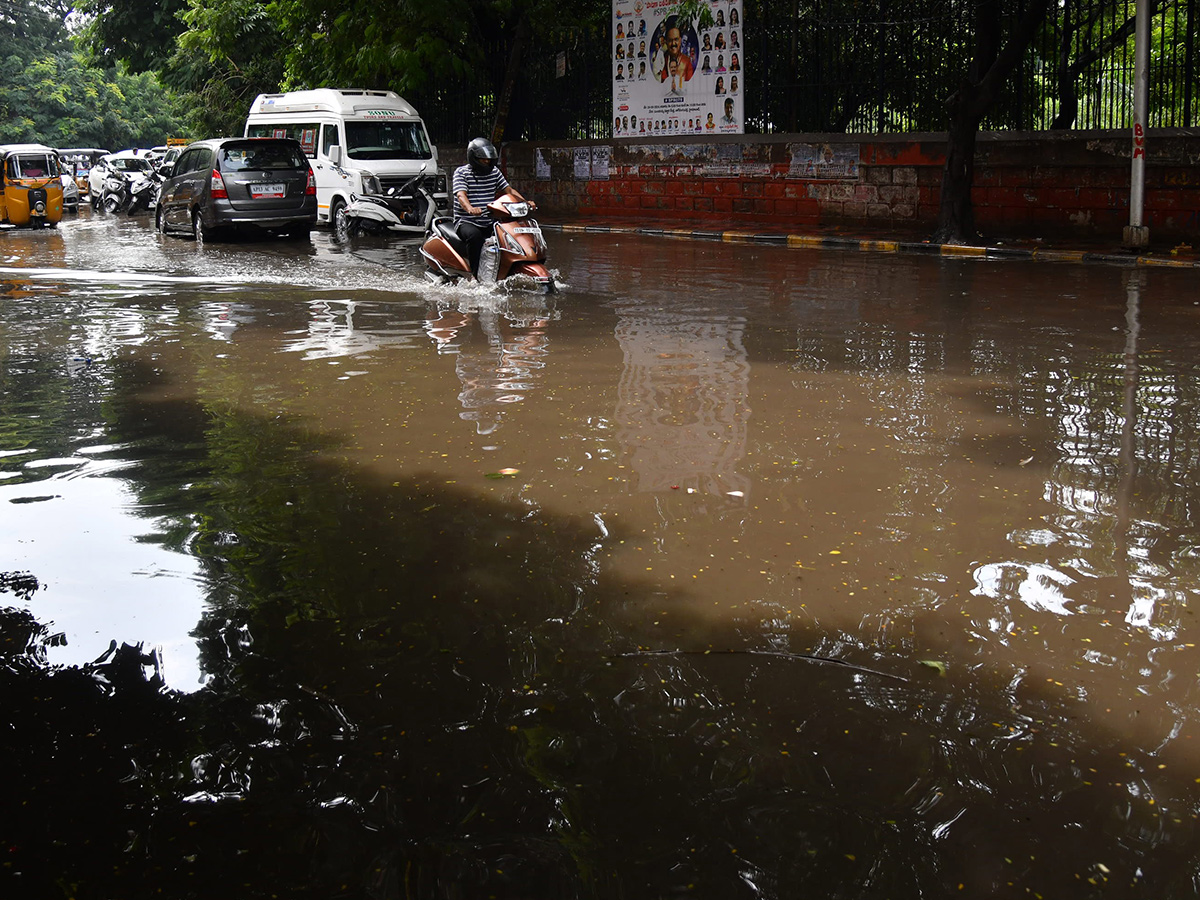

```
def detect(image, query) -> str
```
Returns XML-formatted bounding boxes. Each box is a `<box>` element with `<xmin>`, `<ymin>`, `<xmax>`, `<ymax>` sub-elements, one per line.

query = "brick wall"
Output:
<box><xmin>438</xmin><ymin>130</ymin><xmax>1200</xmax><ymax>242</ymax></box>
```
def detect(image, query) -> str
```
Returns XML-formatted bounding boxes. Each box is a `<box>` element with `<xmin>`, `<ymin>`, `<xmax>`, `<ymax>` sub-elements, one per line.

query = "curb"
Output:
<box><xmin>545</xmin><ymin>223</ymin><xmax>1200</xmax><ymax>269</ymax></box>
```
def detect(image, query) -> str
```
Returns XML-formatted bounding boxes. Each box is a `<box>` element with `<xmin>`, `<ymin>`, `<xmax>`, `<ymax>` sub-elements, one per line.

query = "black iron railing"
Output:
<box><xmin>411</xmin><ymin>0</ymin><xmax>1197</xmax><ymax>143</ymax></box>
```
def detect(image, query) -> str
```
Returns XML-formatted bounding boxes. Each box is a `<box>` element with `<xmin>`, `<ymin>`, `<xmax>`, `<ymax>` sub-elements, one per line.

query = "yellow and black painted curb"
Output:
<box><xmin>546</xmin><ymin>223</ymin><xmax>1200</xmax><ymax>268</ymax></box>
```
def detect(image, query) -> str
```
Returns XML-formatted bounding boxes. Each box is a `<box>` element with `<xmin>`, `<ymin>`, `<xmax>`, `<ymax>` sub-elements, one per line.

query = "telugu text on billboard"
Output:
<box><xmin>612</xmin><ymin>0</ymin><xmax>744</xmax><ymax>137</ymax></box>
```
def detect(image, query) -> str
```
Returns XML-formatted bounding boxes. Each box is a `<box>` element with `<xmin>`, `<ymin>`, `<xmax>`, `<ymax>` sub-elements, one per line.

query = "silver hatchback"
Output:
<box><xmin>156</xmin><ymin>137</ymin><xmax>317</xmax><ymax>240</ymax></box>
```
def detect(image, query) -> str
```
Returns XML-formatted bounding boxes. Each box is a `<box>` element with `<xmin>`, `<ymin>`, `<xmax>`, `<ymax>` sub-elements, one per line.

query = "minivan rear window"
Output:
<box><xmin>220</xmin><ymin>142</ymin><xmax>307</xmax><ymax>172</ymax></box>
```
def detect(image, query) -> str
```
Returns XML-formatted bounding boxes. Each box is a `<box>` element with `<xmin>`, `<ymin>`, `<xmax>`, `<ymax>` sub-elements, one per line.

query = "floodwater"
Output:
<box><xmin>3</xmin><ymin>209</ymin><xmax>1200</xmax><ymax>898</ymax></box>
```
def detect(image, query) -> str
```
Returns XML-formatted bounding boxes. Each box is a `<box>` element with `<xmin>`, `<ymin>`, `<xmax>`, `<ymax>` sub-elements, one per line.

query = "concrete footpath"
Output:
<box><xmin>540</xmin><ymin>216</ymin><xmax>1200</xmax><ymax>269</ymax></box>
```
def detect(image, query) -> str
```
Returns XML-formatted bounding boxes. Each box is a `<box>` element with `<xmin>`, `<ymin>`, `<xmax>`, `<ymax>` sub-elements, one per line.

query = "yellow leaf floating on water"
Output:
<box><xmin>919</xmin><ymin>659</ymin><xmax>948</xmax><ymax>676</ymax></box>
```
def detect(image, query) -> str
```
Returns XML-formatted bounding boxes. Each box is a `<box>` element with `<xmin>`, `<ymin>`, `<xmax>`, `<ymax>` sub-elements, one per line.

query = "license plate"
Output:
<box><xmin>512</xmin><ymin>226</ymin><xmax>541</xmax><ymax>235</ymax></box>
<box><xmin>251</xmin><ymin>183</ymin><xmax>286</xmax><ymax>199</ymax></box>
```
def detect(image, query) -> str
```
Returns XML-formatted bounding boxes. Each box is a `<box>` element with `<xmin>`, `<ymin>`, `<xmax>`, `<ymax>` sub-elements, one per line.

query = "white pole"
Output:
<box><xmin>1123</xmin><ymin>0</ymin><xmax>1151</xmax><ymax>249</ymax></box>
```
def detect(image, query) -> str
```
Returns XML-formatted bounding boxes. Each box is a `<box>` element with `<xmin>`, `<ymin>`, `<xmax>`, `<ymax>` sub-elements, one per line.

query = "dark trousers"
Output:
<box><xmin>456</xmin><ymin>220</ymin><xmax>490</xmax><ymax>275</ymax></box>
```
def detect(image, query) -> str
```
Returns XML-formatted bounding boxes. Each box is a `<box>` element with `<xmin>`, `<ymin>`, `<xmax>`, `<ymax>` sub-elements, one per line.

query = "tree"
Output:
<box><xmin>166</xmin><ymin>0</ymin><xmax>287</xmax><ymax>136</ymax></box>
<box><xmin>256</xmin><ymin>0</ymin><xmax>611</xmax><ymax>141</ymax></box>
<box><xmin>76</xmin><ymin>0</ymin><xmax>189</xmax><ymax>71</ymax></box>
<box><xmin>0</xmin><ymin>0</ymin><xmax>187</xmax><ymax>148</ymax></box>
<box><xmin>933</xmin><ymin>0</ymin><xmax>1050</xmax><ymax>244</ymax></box>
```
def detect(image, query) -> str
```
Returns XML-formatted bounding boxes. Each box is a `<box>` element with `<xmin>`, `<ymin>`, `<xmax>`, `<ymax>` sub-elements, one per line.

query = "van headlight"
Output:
<box><xmin>361</xmin><ymin>174</ymin><xmax>380</xmax><ymax>195</ymax></box>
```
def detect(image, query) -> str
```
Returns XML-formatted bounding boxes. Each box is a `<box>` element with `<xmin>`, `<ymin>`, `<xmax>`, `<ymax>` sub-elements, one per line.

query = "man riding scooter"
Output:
<box><xmin>452</xmin><ymin>137</ymin><xmax>535</xmax><ymax>275</ymax></box>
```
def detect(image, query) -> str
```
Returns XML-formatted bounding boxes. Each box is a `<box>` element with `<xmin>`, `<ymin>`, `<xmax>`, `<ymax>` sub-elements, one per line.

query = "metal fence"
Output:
<box><xmin>413</xmin><ymin>0</ymin><xmax>1198</xmax><ymax>143</ymax></box>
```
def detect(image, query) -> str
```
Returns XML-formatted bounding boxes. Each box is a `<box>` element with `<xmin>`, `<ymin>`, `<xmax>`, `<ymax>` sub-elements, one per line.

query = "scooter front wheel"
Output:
<box><xmin>508</xmin><ymin>263</ymin><xmax>556</xmax><ymax>294</ymax></box>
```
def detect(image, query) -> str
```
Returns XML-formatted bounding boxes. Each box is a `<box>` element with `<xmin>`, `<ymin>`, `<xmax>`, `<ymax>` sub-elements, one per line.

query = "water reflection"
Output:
<box><xmin>5</xmin><ymin>227</ymin><xmax>1200</xmax><ymax>896</ymax></box>
<box><xmin>282</xmin><ymin>298</ymin><xmax>427</xmax><ymax>361</ymax></box>
<box><xmin>613</xmin><ymin>304</ymin><xmax>751</xmax><ymax>497</ymax></box>
<box><xmin>422</xmin><ymin>293</ymin><xmax>558</xmax><ymax>434</ymax></box>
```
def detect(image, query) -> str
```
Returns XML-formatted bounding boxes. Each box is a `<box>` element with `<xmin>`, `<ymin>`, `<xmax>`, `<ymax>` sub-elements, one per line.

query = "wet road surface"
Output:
<box><xmin>4</xmin><ymin>208</ymin><xmax>1200</xmax><ymax>897</ymax></box>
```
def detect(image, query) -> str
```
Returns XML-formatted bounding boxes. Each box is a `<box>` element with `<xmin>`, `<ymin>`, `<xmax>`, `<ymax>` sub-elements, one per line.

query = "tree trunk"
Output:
<box><xmin>933</xmin><ymin>109</ymin><xmax>982</xmax><ymax>243</ymax></box>
<box><xmin>932</xmin><ymin>0</ymin><xmax>1049</xmax><ymax>244</ymax></box>
<box><xmin>491</xmin><ymin>13</ymin><xmax>531</xmax><ymax>145</ymax></box>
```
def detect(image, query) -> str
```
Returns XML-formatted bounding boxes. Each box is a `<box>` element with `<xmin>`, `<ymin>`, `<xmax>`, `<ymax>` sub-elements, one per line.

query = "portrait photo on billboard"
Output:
<box><xmin>649</xmin><ymin>15</ymin><xmax>699</xmax><ymax>86</ymax></box>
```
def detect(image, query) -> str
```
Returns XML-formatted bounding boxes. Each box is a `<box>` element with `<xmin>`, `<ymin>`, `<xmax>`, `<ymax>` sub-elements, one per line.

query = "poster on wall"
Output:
<box><xmin>612</xmin><ymin>0</ymin><xmax>744</xmax><ymax>138</ymax></box>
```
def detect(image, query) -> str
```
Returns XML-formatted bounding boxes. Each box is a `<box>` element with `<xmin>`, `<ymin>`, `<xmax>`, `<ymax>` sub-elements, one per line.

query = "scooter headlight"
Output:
<box><xmin>504</xmin><ymin>201</ymin><xmax>529</xmax><ymax>217</ymax></box>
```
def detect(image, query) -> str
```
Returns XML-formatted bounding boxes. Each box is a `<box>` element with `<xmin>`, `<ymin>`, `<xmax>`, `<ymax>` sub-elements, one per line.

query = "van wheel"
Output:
<box><xmin>331</xmin><ymin>199</ymin><xmax>349</xmax><ymax>240</ymax></box>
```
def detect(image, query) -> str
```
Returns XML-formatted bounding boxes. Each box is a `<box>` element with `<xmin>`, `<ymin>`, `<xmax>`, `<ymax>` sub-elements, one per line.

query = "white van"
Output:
<box><xmin>244</xmin><ymin>88</ymin><xmax>448</xmax><ymax>228</ymax></box>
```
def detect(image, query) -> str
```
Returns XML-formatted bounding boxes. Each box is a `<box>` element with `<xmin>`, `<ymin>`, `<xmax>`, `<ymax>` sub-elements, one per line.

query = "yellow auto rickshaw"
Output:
<box><xmin>0</xmin><ymin>143</ymin><xmax>64</xmax><ymax>227</ymax></box>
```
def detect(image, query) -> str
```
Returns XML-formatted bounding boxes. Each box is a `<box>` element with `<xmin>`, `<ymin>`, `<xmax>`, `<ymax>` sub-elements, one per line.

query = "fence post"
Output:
<box><xmin>1123</xmin><ymin>0</ymin><xmax>1151</xmax><ymax>249</ymax></box>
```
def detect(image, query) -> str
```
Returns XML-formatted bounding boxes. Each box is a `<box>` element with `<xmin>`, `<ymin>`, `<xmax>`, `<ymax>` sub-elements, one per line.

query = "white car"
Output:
<box><xmin>88</xmin><ymin>151</ymin><xmax>156</xmax><ymax>206</ymax></box>
<box><xmin>60</xmin><ymin>174</ymin><xmax>80</xmax><ymax>212</ymax></box>
<box><xmin>159</xmin><ymin>146</ymin><xmax>182</xmax><ymax>171</ymax></box>
<box><xmin>145</xmin><ymin>145</ymin><xmax>168</xmax><ymax>167</ymax></box>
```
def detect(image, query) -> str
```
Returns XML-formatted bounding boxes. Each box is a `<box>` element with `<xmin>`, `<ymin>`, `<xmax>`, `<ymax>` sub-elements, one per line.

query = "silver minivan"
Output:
<box><xmin>156</xmin><ymin>137</ymin><xmax>317</xmax><ymax>240</ymax></box>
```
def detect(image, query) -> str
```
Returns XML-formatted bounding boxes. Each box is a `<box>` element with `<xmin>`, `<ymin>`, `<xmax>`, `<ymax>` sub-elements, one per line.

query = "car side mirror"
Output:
<box><xmin>328</xmin><ymin>146</ymin><xmax>342</xmax><ymax>165</ymax></box>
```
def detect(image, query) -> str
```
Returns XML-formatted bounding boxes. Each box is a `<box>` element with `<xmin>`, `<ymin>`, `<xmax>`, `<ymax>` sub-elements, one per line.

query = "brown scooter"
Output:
<box><xmin>420</xmin><ymin>192</ymin><xmax>555</xmax><ymax>293</ymax></box>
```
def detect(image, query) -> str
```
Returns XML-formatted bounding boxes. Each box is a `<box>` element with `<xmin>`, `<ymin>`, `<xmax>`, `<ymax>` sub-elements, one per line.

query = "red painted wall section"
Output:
<box><xmin>438</xmin><ymin>130</ymin><xmax>1200</xmax><ymax>241</ymax></box>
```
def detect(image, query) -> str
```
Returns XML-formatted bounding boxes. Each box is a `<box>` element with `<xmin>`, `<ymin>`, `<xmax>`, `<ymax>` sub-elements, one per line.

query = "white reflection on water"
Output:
<box><xmin>0</xmin><ymin>472</ymin><xmax>205</xmax><ymax>691</ymax></box>
<box><xmin>971</xmin><ymin>561</ymin><xmax>1076</xmax><ymax>616</ymax></box>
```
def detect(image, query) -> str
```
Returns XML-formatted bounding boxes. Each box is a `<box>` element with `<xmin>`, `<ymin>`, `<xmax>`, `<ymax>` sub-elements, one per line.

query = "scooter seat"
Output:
<box><xmin>434</xmin><ymin>220</ymin><xmax>470</xmax><ymax>259</ymax></box>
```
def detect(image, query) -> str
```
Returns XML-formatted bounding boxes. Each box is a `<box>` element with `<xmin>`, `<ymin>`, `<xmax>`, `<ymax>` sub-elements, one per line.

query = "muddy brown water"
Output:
<box><xmin>3</xmin><ymin>209</ymin><xmax>1200</xmax><ymax>897</ymax></box>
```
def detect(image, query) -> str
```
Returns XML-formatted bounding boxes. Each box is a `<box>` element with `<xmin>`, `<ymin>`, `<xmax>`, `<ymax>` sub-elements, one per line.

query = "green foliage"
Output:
<box><xmin>668</xmin><ymin>0</ymin><xmax>715</xmax><ymax>33</ymax></box>
<box><xmin>76</xmin><ymin>0</ymin><xmax>190</xmax><ymax>71</ymax></box>
<box><xmin>0</xmin><ymin>48</ymin><xmax>187</xmax><ymax>147</ymax></box>
<box><xmin>163</xmin><ymin>0</ymin><xmax>286</xmax><ymax>136</ymax></box>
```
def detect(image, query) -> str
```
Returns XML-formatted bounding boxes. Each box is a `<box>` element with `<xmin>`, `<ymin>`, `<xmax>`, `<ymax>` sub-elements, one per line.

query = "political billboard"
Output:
<box><xmin>612</xmin><ymin>0</ymin><xmax>744</xmax><ymax>137</ymax></box>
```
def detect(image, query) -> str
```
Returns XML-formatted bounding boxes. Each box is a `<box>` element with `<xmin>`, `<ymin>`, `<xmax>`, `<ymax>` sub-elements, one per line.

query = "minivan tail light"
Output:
<box><xmin>305</xmin><ymin>167</ymin><xmax>316</xmax><ymax>196</ymax></box>
<box><xmin>210</xmin><ymin>169</ymin><xmax>227</xmax><ymax>199</ymax></box>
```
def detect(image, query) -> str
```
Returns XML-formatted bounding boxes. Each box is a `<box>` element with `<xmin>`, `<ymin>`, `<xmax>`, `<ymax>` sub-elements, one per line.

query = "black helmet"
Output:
<box><xmin>467</xmin><ymin>137</ymin><xmax>498</xmax><ymax>174</ymax></box>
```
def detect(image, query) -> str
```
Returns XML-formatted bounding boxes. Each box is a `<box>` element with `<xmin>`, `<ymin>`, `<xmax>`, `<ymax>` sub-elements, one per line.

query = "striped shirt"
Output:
<box><xmin>452</xmin><ymin>164</ymin><xmax>509</xmax><ymax>227</ymax></box>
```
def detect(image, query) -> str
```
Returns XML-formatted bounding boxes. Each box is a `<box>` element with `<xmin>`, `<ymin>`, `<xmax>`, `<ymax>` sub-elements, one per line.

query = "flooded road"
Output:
<box><xmin>4</xmin><ymin>209</ymin><xmax>1200</xmax><ymax>898</ymax></box>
